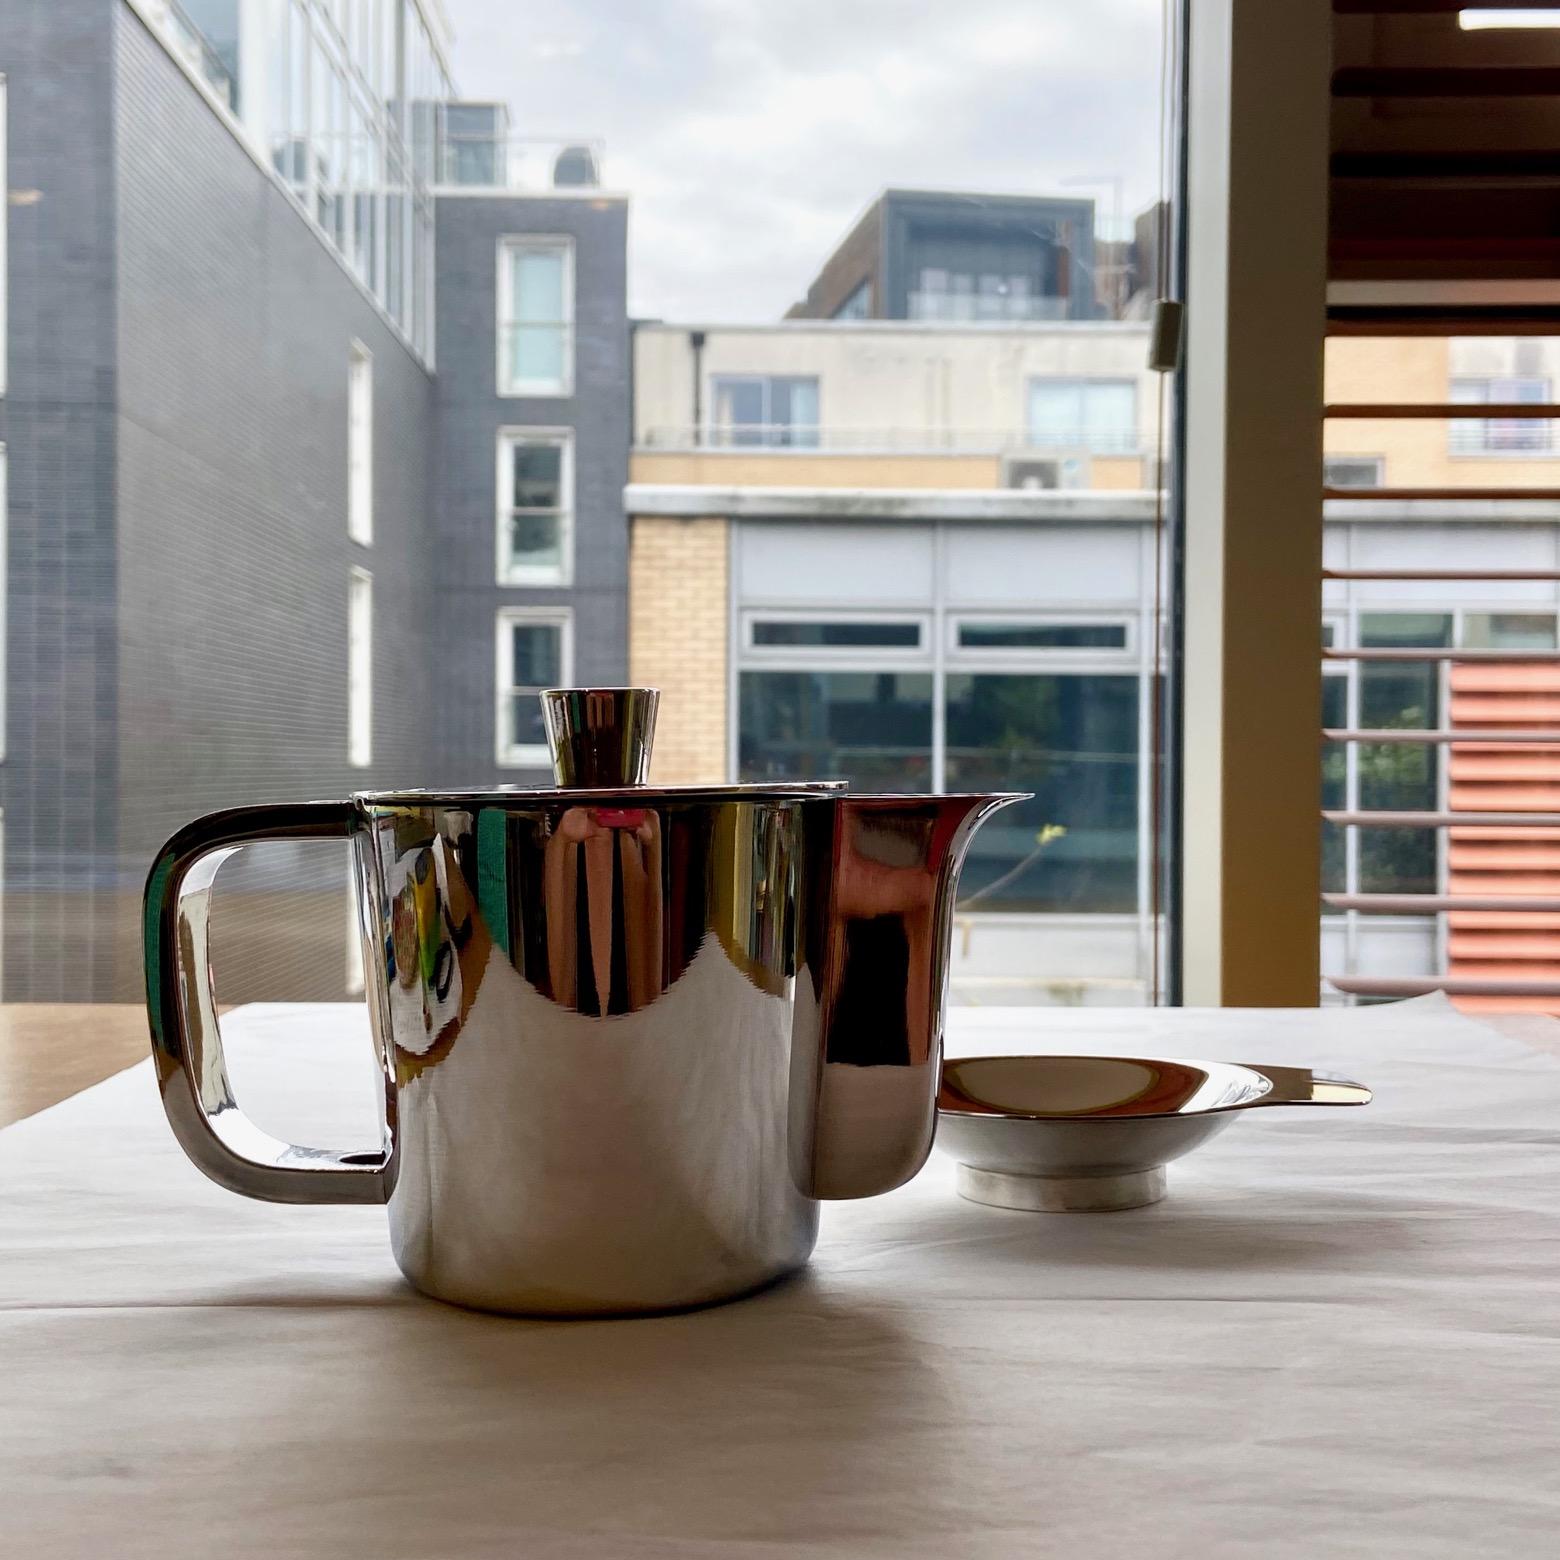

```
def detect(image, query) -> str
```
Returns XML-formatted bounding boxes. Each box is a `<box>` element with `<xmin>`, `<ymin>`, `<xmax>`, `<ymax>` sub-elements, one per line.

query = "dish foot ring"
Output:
<box><xmin>955</xmin><ymin>1163</ymin><xmax>1167</xmax><ymax>1212</ymax></box>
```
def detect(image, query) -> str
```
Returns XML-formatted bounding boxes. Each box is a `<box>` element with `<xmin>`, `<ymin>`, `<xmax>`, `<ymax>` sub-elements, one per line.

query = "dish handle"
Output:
<box><xmin>1244</xmin><ymin>1066</ymin><xmax>1372</xmax><ymax>1108</ymax></box>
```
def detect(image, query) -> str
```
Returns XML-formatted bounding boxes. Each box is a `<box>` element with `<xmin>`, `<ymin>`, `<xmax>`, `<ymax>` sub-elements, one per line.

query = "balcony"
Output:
<box><xmin>637</xmin><ymin>425</ymin><xmax>1148</xmax><ymax>457</ymax></box>
<box><xmin>906</xmin><ymin>293</ymin><xmax>1072</xmax><ymax>323</ymax></box>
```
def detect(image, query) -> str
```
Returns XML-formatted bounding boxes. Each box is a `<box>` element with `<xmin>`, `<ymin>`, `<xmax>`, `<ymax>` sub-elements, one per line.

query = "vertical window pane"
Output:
<box><xmin>509</xmin><ymin>514</ymin><xmax>562</xmax><ymax>572</ymax></box>
<box><xmin>944</xmin><ymin>674</ymin><xmax>1139</xmax><ymax>912</ymax></box>
<box><xmin>512</xmin><ymin>623</ymin><xmax>562</xmax><ymax>687</ymax></box>
<box><xmin>511</xmin><ymin>249</ymin><xmax>564</xmax><ymax>322</ymax></box>
<box><xmin>738</xmin><ymin>672</ymin><xmax>933</xmax><ymax>791</ymax></box>
<box><xmin>348</xmin><ymin>343</ymin><xmax>372</xmax><ymax>545</ymax></box>
<box><xmin>348</xmin><ymin>570</ymin><xmax>372</xmax><ymax>767</ymax></box>
<box><xmin>510</xmin><ymin>442</ymin><xmax>562</xmax><ymax>507</ymax></box>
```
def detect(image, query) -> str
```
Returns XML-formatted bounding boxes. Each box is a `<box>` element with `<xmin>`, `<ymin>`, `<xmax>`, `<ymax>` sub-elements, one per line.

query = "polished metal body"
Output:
<box><xmin>937</xmin><ymin>1055</ymin><xmax>1371</xmax><ymax>1211</ymax></box>
<box><xmin>143</xmin><ymin>688</ymin><xmax>1021</xmax><ymax>1314</ymax></box>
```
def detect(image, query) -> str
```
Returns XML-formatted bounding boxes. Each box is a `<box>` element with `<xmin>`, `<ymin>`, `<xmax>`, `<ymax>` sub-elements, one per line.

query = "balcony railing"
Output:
<box><xmin>906</xmin><ymin>293</ymin><xmax>1073</xmax><ymax>323</ymax></box>
<box><xmin>436</xmin><ymin>135</ymin><xmax>606</xmax><ymax>192</ymax></box>
<box><xmin>636</xmin><ymin>425</ymin><xmax>1149</xmax><ymax>456</ymax></box>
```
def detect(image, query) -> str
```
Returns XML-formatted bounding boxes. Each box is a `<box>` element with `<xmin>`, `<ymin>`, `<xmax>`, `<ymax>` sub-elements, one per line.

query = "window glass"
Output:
<box><xmin>1320</xmin><ymin>675</ymin><xmax>1348</xmax><ymax>898</ymax></box>
<box><xmin>1358</xmin><ymin>828</ymin><xmax>1437</xmax><ymax>897</ymax></box>
<box><xmin>1463</xmin><ymin>612</ymin><xmax>1557</xmax><ymax>650</ymax></box>
<box><xmin>751</xmin><ymin>621</ymin><xmax>921</xmax><ymax>648</ymax></box>
<box><xmin>712</xmin><ymin>376</ymin><xmax>820</xmax><ymax>448</ymax></box>
<box><xmin>501</xmin><ymin>617</ymin><xmax>568</xmax><ymax>761</ymax></box>
<box><xmin>1028</xmin><ymin>380</ymin><xmax>1137</xmax><ymax>453</ymax></box>
<box><xmin>500</xmin><ymin>434</ymin><xmax>570</xmax><ymax>581</ymax></box>
<box><xmin>502</xmin><ymin>241</ymin><xmax>571</xmax><ymax>393</ymax></box>
<box><xmin>1360</xmin><ymin>613</ymin><xmax>1452</xmax><ymax>649</ymax></box>
<box><xmin>944</xmin><ymin>674</ymin><xmax>1139</xmax><ymax>911</ymax></box>
<box><xmin>1451</xmin><ymin>376</ymin><xmax>1551</xmax><ymax>453</ymax></box>
<box><xmin>738</xmin><ymin>672</ymin><xmax>933</xmax><ymax>791</ymax></box>
<box><xmin>958</xmin><ymin>622</ymin><xmax>1126</xmax><ymax>650</ymax></box>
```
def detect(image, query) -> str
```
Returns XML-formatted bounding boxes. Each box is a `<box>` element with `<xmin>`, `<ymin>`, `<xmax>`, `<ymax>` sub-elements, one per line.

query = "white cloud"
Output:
<box><xmin>447</xmin><ymin>0</ymin><xmax>1166</xmax><ymax>320</ymax></box>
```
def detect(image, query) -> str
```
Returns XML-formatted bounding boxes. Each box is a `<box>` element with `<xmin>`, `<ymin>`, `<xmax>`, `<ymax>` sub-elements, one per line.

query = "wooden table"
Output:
<box><xmin>0</xmin><ymin>1004</ymin><xmax>150</xmax><ymax>1128</ymax></box>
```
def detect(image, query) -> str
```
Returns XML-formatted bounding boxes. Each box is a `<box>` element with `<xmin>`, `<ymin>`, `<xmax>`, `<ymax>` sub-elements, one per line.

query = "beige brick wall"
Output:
<box><xmin>629</xmin><ymin>516</ymin><xmax>730</xmax><ymax>784</ymax></box>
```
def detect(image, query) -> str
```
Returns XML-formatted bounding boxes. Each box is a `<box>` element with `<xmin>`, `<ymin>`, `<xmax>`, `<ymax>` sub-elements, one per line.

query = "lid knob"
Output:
<box><xmin>541</xmin><ymin>687</ymin><xmax>659</xmax><ymax>788</ymax></box>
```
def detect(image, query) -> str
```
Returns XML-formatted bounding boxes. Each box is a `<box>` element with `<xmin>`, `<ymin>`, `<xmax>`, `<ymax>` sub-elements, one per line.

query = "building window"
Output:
<box><xmin>497</xmin><ymin>609</ymin><xmax>572</xmax><ymax>766</ymax></box>
<box><xmin>710</xmin><ymin>376</ymin><xmax>820</xmax><ymax>448</ymax></box>
<box><xmin>497</xmin><ymin>429</ymin><xmax>572</xmax><ymax>584</ymax></box>
<box><xmin>1450</xmin><ymin>376</ymin><xmax>1551</xmax><ymax>453</ymax></box>
<box><xmin>348</xmin><ymin>567</ymin><xmax>372</xmax><ymax>767</ymax></box>
<box><xmin>1028</xmin><ymin>379</ymin><xmax>1138</xmax><ymax>454</ymax></box>
<box><xmin>348</xmin><ymin>341</ymin><xmax>373</xmax><ymax>545</ymax></box>
<box><xmin>739</xmin><ymin>672</ymin><xmax>935</xmax><ymax>792</ymax></box>
<box><xmin>736</xmin><ymin>611</ymin><xmax>1141</xmax><ymax>912</ymax></box>
<box><xmin>833</xmin><ymin>280</ymin><xmax>871</xmax><ymax>320</ymax></box>
<box><xmin>498</xmin><ymin>237</ymin><xmax>574</xmax><ymax>396</ymax></box>
<box><xmin>745</xmin><ymin>616</ymin><xmax>926</xmax><ymax>651</ymax></box>
<box><xmin>955</xmin><ymin>619</ymin><xmax>1131</xmax><ymax>652</ymax></box>
<box><xmin>1323</xmin><ymin>455</ymin><xmax>1385</xmax><ymax>489</ymax></box>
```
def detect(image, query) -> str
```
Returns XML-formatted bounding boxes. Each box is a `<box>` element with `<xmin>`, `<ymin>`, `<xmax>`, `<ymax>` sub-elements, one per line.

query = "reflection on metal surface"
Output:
<box><xmin>541</xmin><ymin>686</ymin><xmax>659</xmax><ymax>787</ymax></box>
<box><xmin>937</xmin><ymin>1055</ymin><xmax>1371</xmax><ymax>1212</ymax></box>
<box><xmin>143</xmin><ymin>688</ymin><xmax>1024</xmax><ymax>1315</ymax></box>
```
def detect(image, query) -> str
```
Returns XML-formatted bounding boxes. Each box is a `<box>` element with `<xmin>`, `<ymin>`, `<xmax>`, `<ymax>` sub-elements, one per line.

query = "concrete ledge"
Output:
<box><xmin>624</xmin><ymin>484</ymin><xmax>1160</xmax><ymax>522</ymax></box>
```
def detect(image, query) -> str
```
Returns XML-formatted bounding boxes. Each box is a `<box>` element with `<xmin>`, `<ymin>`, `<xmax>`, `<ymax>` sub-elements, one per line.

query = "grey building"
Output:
<box><xmin>0</xmin><ymin>0</ymin><xmax>629</xmax><ymax>1000</ymax></box>
<box><xmin>785</xmin><ymin>188</ymin><xmax>1101</xmax><ymax>324</ymax></box>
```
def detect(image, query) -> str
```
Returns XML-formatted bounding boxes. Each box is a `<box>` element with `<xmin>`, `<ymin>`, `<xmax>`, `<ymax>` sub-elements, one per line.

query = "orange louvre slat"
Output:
<box><xmin>1447</xmin><ymin>870</ymin><xmax>1560</xmax><ymax>894</ymax></box>
<box><xmin>1447</xmin><ymin>913</ymin><xmax>1560</xmax><ymax>930</ymax></box>
<box><xmin>1447</xmin><ymin>826</ymin><xmax>1560</xmax><ymax>843</ymax></box>
<box><xmin>1440</xmin><ymin>959</ymin><xmax>1560</xmax><ymax>981</ymax></box>
<box><xmin>1447</xmin><ymin>935</ymin><xmax>1560</xmax><ymax>960</ymax></box>
<box><xmin>1450</xmin><ymin>665</ymin><xmax>1560</xmax><ymax>693</ymax></box>
<box><xmin>1448</xmin><ymin>785</ymin><xmax>1560</xmax><ymax>810</ymax></box>
<box><xmin>1450</xmin><ymin>697</ymin><xmax>1560</xmax><ymax>723</ymax></box>
<box><xmin>1448</xmin><ymin>754</ymin><xmax>1560</xmax><ymax>779</ymax></box>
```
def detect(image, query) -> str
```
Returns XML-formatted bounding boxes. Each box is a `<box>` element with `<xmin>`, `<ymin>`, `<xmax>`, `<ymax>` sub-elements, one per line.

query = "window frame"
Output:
<box><xmin>740</xmin><ymin>610</ymin><xmax>931</xmax><ymax>660</ymax></box>
<box><xmin>948</xmin><ymin>613</ymin><xmax>1137</xmax><ymax>666</ymax></box>
<box><xmin>495</xmin><ymin>607</ymin><xmax>574</xmax><ymax>767</ymax></box>
<box><xmin>347</xmin><ymin>339</ymin><xmax>373</xmax><ymax>545</ymax></box>
<box><xmin>1449</xmin><ymin>375</ymin><xmax>1553</xmax><ymax>457</ymax></box>
<box><xmin>1322</xmin><ymin>454</ymin><xmax>1385</xmax><ymax>489</ymax></box>
<box><xmin>495</xmin><ymin>427</ymin><xmax>574</xmax><ymax>586</ymax></box>
<box><xmin>708</xmin><ymin>374</ymin><xmax>821</xmax><ymax>449</ymax></box>
<box><xmin>1025</xmin><ymin>377</ymin><xmax>1140</xmax><ymax>455</ymax></box>
<box><xmin>348</xmin><ymin>565</ymin><xmax>373</xmax><ymax>768</ymax></box>
<box><xmin>496</xmin><ymin>235</ymin><xmax>576</xmax><ymax>398</ymax></box>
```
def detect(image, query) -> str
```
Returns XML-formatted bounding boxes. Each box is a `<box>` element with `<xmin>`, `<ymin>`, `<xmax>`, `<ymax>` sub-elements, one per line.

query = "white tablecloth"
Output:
<box><xmin>2</xmin><ymin>995</ymin><xmax>1558</xmax><ymax>1558</ymax></box>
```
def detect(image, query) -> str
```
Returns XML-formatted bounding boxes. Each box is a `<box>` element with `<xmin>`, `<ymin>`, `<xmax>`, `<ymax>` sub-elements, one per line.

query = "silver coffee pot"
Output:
<box><xmin>145</xmin><ymin>688</ymin><xmax>1023</xmax><ymax>1315</ymax></box>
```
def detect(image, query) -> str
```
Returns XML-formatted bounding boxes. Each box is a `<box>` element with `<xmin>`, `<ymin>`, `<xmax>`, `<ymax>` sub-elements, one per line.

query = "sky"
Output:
<box><xmin>446</xmin><ymin>0</ymin><xmax>1167</xmax><ymax>323</ymax></box>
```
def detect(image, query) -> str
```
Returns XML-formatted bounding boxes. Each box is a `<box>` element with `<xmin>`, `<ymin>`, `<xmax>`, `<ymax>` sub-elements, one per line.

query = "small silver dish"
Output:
<box><xmin>936</xmin><ymin>1055</ymin><xmax>1372</xmax><ymax>1212</ymax></box>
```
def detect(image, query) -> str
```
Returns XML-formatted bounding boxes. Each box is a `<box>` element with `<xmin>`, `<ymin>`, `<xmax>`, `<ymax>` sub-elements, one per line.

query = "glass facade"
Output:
<box><xmin>737</xmin><ymin>605</ymin><xmax>1147</xmax><ymax>916</ymax></box>
<box><xmin>238</xmin><ymin>0</ymin><xmax>451</xmax><ymax>360</ymax></box>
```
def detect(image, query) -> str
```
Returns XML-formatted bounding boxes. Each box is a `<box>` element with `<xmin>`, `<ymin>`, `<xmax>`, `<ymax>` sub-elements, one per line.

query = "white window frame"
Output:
<box><xmin>497</xmin><ymin>236</ymin><xmax>575</xmax><ymax>397</ymax></box>
<box><xmin>739</xmin><ymin>610</ymin><xmax>931</xmax><ymax>660</ymax></box>
<box><xmin>496</xmin><ymin>427</ymin><xmax>574</xmax><ymax>586</ymax></box>
<box><xmin>348</xmin><ymin>566</ymin><xmax>373</xmax><ymax>767</ymax></box>
<box><xmin>496</xmin><ymin>608</ymin><xmax>574</xmax><ymax>767</ymax></box>
<box><xmin>347</xmin><ymin>339</ymin><xmax>373</xmax><ymax>545</ymax></box>
<box><xmin>948</xmin><ymin>614</ymin><xmax>1137</xmax><ymax>668</ymax></box>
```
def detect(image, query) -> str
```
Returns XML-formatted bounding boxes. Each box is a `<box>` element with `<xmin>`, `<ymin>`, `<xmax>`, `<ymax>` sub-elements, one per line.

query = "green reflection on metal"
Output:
<box><xmin>476</xmin><ymin>808</ymin><xmax>511</xmax><ymax>957</ymax></box>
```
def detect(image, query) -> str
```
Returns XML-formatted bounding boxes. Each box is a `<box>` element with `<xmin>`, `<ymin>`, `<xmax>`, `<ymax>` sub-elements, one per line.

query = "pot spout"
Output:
<box><xmin>800</xmin><ymin>792</ymin><xmax>1027</xmax><ymax>1200</ymax></box>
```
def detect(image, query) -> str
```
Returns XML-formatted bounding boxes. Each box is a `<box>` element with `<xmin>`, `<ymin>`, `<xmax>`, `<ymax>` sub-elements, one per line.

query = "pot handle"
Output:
<box><xmin>1244</xmin><ymin>1065</ymin><xmax>1373</xmax><ymax>1108</ymax></box>
<box><xmin>143</xmin><ymin>802</ymin><xmax>389</xmax><ymax>1205</ymax></box>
